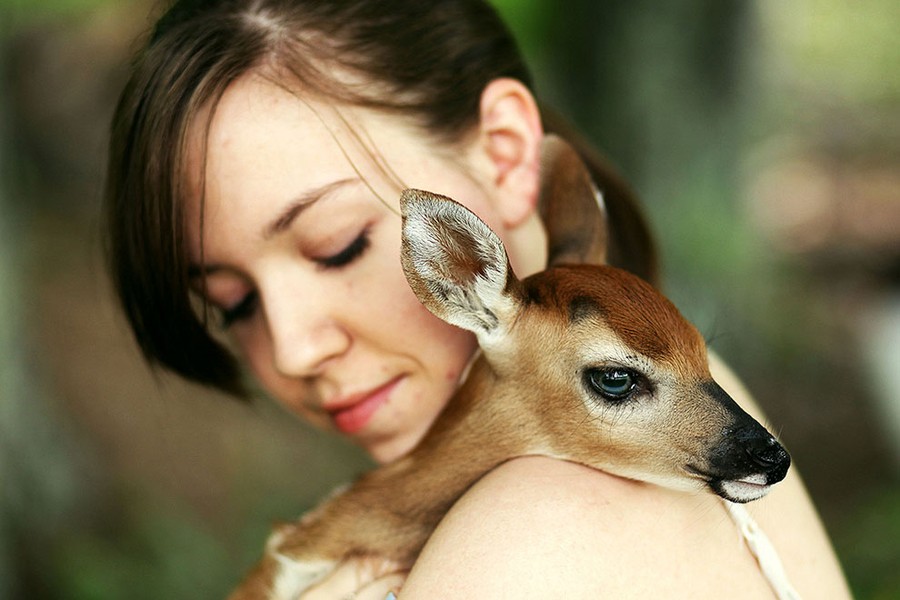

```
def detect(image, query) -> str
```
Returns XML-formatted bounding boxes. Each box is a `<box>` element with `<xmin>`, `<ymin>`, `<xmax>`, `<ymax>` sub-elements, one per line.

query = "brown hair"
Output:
<box><xmin>104</xmin><ymin>0</ymin><xmax>657</xmax><ymax>396</ymax></box>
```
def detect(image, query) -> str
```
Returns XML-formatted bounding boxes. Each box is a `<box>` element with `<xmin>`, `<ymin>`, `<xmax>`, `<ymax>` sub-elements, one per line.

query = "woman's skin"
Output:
<box><xmin>187</xmin><ymin>73</ymin><xmax>850</xmax><ymax>598</ymax></box>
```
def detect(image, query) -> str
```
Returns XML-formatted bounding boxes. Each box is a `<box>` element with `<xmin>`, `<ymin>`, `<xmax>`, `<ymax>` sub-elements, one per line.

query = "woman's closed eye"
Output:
<box><xmin>216</xmin><ymin>229</ymin><xmax>370</xmax><ymax>329</ymax></box>
<box><xmin>220</xmin><ymin>291</ymin><xmax>259</xmax><ymax>328</ymax></box>
<box><xmin>314</xmin><ymin>228</ymin><xmax>371</xmax><ymax>269</ymax></box>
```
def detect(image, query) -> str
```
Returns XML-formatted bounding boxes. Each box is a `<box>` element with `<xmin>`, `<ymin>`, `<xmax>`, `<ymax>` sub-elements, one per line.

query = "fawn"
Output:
<box><xmin>230</xmin><ymin>136</ymin><xmax>792</xmax><ymax>599</ymax></box>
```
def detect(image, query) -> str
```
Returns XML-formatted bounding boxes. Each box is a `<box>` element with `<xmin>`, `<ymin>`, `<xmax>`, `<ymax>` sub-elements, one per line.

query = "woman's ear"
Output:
<box><xmin>475</xmin><ymin>78</ymin><xmax>543</xmax><ymax>228</ymax></box>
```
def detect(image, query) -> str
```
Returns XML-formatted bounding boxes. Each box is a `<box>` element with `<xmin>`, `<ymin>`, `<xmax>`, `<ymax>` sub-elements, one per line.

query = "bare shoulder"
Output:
<box><xmin>402</xmin><ymin>456</ymin><xmax>764</xmax><ymax>599</ymax></box>
<box><xmin>403</xmin><ymin>456</ymin><xmax>851</xmax><ymax>598</ymax></box>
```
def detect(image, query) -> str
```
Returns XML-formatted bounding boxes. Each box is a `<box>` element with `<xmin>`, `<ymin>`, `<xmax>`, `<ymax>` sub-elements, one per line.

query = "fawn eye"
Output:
<box><xmin>585</xmin><ymin>368</ymin><xmax>640</xmax><ymax>401</ymax></box>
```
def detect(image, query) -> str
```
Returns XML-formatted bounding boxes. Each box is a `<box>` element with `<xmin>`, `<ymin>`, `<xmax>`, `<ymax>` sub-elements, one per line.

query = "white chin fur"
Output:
<box><xmin>720</xmin><ymin>474</ymin><xmax>772</xmax><ymax>503</ymax></box>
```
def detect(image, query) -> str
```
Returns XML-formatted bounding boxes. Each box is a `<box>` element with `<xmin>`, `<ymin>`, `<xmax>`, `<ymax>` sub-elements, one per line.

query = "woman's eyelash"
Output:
<box><xmin>216</xmin><ymin>230</ymin><xmax>370</xmax><ymax>328</ymax></box>
<box><xmin>316</xmin><ymin>229</ymin><xmax>371</xmax><ymax>269</ymax></box>
<box><xmin>220</xmin><ymin>291</ymin><xmax>259</xmax><ymax>328</ymax></box>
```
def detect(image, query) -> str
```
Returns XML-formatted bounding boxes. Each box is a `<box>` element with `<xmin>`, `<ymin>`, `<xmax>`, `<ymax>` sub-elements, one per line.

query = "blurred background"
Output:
<box><xmin>1</xmin><ymin>0</ymin><xmax>898</xmax><ymax>597</ymax></box>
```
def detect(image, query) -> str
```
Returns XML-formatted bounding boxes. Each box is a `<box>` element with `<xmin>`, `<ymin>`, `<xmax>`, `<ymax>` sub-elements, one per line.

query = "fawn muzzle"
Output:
<box><xmin>690</xmin><ymin>382</ymin><xmax>791</xmax><ymax>503</ymax></box>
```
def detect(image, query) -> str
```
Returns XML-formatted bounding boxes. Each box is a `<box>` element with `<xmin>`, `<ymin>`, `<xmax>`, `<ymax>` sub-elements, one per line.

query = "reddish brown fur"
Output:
<box><xmin>522</xmin><ymin>265</ymin><xmax>708</xmax><ymax>373</ymax></box>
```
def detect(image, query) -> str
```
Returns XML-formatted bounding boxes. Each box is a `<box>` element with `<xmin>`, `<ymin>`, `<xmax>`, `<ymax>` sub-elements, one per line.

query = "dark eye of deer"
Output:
<box><xmin>586</xmin><ymin>368</ymin><xmax>638</xmax><ymax>401</ymax></box>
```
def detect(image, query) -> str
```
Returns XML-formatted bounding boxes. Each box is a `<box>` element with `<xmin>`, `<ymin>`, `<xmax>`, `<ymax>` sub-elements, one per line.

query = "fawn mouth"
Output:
<box><xmin>712</xmin><ymin>474</ymin><xmax>774</xmax><ymax>503</ymax></box>
<box><xmin>686</xmin><ymin>467</ymin><xmax>774</xmax><ymax>504</ymax></box>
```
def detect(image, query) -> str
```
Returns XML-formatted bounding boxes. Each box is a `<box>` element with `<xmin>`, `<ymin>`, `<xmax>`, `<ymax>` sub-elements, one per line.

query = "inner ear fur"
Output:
<box><xmin>399</xmin><ymin>189</ymin><xmax>520</xmax><ymax>345</ymax></box>
<box><xmin>538</xmin><ymin>134</ymin><xmax>609</xmax><ymax>267</ymax></box>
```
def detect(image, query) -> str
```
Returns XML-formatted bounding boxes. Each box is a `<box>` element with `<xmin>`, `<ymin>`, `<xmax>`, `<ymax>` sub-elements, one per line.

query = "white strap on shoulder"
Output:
<box><xmin>724</xmin><ymin>500</ymin><xmax>801</xmax><ymax>600</ymax></box>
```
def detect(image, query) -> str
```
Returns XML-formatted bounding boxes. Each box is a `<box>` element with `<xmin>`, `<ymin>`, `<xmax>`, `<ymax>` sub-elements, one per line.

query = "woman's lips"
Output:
<box><xmin>327</xmin><ymin>377</ymin><xmax>403</xmax><ymax>435</ymax></box>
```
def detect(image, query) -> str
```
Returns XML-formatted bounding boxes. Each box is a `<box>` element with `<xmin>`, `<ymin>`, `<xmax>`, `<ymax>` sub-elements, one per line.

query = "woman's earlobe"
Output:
<box><xmin>477</xmin><ymin>78</ymin><xmax>543</xmax><ymax>227</ymax></box>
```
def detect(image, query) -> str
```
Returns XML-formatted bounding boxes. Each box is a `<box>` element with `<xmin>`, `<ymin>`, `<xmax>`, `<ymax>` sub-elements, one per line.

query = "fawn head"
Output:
<box><xmin>397</xmin><ymin>136</ymin><xmax>789</xmax><ymax>503</ymax></box>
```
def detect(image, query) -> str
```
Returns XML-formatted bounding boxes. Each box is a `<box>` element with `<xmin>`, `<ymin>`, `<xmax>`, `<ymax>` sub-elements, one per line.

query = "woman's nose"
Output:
<box><xmin>264</xmin><ymin>293</ymin><xmax>351</xmax><ymax>378</ymax></box>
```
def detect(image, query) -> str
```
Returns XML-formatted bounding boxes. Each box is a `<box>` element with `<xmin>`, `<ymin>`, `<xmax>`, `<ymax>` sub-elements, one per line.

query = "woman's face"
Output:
<box><xmin>185</xmin><ymin>74</ymin><xmax>527</xmax><ymax>463</ymax></box>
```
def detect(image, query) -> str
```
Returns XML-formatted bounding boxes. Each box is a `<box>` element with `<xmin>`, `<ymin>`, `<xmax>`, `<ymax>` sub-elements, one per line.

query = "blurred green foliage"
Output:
<box><xmin>53</xmin><ymin>501</ymin><xmax>234</xmax><ymax>600</ymax></box>
<box><xmin>0</xmin><ymin>0</ymin><xmax>100</xmax><ymax>47</ymax></box>
<box><xmin>835</xmin><ymin>486</ymin><xmax>900</xmax><ymax>599</ymax></box>
<box><xmin>1</xmin><ymin>0</ymin><xmax>112</xmax><ymax>22</ymax></box>
<box><xmin>759</xmin><ymin>0</ymin><xmax>900</xmax><ymax>105</ymax></box>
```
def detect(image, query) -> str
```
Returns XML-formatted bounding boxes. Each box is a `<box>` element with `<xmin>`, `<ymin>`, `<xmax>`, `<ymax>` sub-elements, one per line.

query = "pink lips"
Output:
<box><xmin>327</xmin><ymin>377</ymin><xmax>403</xmax><ymax>435</ymax></box>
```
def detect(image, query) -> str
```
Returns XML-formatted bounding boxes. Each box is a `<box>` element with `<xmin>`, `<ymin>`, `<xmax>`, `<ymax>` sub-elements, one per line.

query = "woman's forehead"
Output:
<box><xmin>180</xmin><ymin>75</ymin><xmax>415</xmax><ymax>257</ymax></box>
<box><xmin>186</xmin><ymin>74</ymin><xmax>416</xmax><ymax>183</ymax></box>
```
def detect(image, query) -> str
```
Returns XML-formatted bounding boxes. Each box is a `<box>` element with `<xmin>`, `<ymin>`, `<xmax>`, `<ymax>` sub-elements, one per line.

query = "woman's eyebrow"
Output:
<box><xmin>263</xmin><ymin>177</ymin><xmax>359</xmax><ymax>240</ymax></box>
<box><xmin>189</xmin><ymin>178</ymin><xmax>361</xmax><ymax>278</ymax></box>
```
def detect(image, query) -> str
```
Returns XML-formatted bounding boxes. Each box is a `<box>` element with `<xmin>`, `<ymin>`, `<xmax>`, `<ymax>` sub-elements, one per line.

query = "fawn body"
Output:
<box><xmin>231</xmin><ymin>137</ymin><xmax>791</xmax><ymax>599</ymax></box>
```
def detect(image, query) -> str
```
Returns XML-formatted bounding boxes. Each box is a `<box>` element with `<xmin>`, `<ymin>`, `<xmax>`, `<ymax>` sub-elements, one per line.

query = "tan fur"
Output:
<box><xmin>229</xmin><ymin>136</ymin><xmax>790</xmax><ymax>599</ymax></box>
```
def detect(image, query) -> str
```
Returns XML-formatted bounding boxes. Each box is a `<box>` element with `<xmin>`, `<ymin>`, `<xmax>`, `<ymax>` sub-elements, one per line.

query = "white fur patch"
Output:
<box><xmin>270</xmin><ymin>555</ymin><xmax>336</xmax><ymax>599</ymax></box>
<box><xmin>592</xmin><ymin>184</ymin><xmax>607</xmax><ymax>214</ymax></box>
<box><xmin>720</xmin><ymin>478</ymin><xmax>772</xmax><ymax>503</ymax></box>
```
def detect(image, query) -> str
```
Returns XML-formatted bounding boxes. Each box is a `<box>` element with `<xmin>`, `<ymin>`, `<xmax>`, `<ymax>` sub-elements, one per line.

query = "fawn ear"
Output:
<box><xmin>538</xmin><ymin>134</ymin><xmax>609</xmax><ymax>266</ymax></box>
<box><xmin>400</xmin><ymin>189</ymin><xmax>520</xmax><ymax>347</ymax></box>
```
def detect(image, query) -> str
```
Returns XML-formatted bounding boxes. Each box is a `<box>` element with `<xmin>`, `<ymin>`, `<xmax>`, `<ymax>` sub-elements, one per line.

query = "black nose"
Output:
<box><xmin>738</xmin><ymin>430</ymin><xmax>791</xmax><ymax>482</ymax></box>
<box><xmin>746</xmin><ymin>435</ymin><xmax>785</xmax><ymax>467</ymax></box>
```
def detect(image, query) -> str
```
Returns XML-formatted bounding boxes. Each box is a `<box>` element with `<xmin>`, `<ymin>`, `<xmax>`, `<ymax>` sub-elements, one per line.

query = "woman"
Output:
<box><xmin>105</xmin><ymin>0</ymin><xmax>850</xmax><ymax>597</ymax></box>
